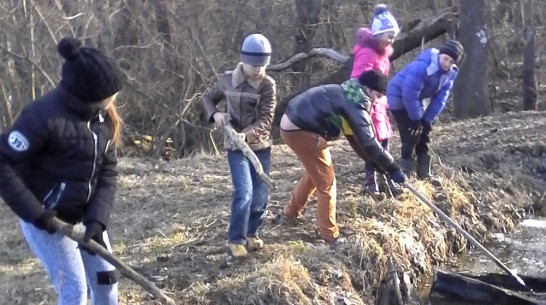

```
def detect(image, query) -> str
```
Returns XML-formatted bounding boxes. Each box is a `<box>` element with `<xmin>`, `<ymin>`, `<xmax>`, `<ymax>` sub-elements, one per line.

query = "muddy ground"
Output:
<box><xmin>1</xmin><ymin>111</ymin><xmax>545</xmax><ymax>305</ymax></box>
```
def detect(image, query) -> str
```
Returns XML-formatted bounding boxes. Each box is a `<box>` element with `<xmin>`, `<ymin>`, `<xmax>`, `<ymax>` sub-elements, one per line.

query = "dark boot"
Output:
<box><xmin>416</xmin><ymin>154</ymin><xmax>431</xmax><ymax>179</ymax></box>
<box><xmin>417</xmin><ymin>155</ymin><xmax>442</xmax><ymax>185</ymax></box>
<box><xmin>401</xmin><ymin>157</ymin><xmax>416</xmax><ymax>175</ymax></box>
<box><xmin>363</xmin><ymin>170</ymin><xmax>381</xmax><ymax>198</ymax></box>
<box><xmin>417</xmin><ymin>155</ymin><xmax>442</xmax><ymax>186</ymax></box>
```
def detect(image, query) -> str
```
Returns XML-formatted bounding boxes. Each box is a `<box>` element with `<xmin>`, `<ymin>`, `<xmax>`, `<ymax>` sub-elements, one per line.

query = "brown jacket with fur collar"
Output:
<box><xmin>203</xmin><ymin>63</ymin><xmax>276</xmax><ymax>151</ymax></box>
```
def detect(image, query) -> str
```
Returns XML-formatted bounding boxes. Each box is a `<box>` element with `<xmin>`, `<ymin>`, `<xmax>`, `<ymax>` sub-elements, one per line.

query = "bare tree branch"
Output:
<box><xmin>191</xmin><ymin>26</ymin><xmax>218</xmax><ymax>78</ymax></box>
<box><xmin>0</xmin><ymin>44</ymin><xmax>56</xmax><ymax>87</ymax></box>
<box><xmin>224</xmin><ymin>123</ymin><xmax>274</xmax><ymax>189</ymax></box>
<box><xmin>62</xmin><ymin>12</ymin><xmax>84</xmax><ymax>20</ymax></box>
<box><xmin>33</xmin><ymin>4</ymin><xmax>59</xmax><ymax>44</ymax></box>
<box><xmin>267</xmin><ymin>48</ymin><xmax>349</xmax><ymax>71</ymax></box>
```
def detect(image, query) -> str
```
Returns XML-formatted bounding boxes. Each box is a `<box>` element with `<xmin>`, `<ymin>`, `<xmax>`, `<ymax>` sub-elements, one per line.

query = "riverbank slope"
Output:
<box><xmin>1</xmin><ymin>111</ymin><xmax>545</xmax><ymax>304</ymax></box>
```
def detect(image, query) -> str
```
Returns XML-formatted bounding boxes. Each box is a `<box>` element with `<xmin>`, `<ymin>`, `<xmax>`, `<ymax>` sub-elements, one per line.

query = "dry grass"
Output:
<box><xmin>0</xmin><ymin>111</ymin><xmax>545</xmax><ymax>304</ymax></box>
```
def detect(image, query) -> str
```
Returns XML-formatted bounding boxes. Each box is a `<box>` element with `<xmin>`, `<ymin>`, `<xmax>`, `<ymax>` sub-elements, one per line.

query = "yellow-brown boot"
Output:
<box><xmin>229</xmin><ymin>243</ymin><xmax>248</xmax><ymax>258</ymax></box>
<box><xmin>246</xmin><ymin>236</ymin><xmax>264</xmax><ymax>251</ymax></box>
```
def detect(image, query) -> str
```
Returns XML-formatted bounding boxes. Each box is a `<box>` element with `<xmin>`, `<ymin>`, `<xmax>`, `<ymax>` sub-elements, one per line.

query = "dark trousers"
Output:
<box><xmin>391</xmin><ymin>109</ymin><xmax>430</xmax><ymax>159</ymax></box>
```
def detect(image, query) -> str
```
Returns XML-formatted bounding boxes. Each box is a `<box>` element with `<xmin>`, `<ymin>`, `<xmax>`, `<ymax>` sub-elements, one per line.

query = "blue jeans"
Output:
<box><xmin>227</xmin><ymin>148</ymin><xmax>271</xmax><ymax>244</ymax></box>
<box><xmin>20</xmin><ymin>220</ymin><xmax>118</xmax><ymax>305</ymax></box>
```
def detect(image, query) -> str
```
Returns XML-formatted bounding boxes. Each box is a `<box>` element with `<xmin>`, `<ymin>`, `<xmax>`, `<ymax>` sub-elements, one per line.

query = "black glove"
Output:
<box><xmin>81</xmin><ymin>221</ymin><xmax>107</xmax><ymax>255</ymax></box>
<box><xmin>33</xmin><ymin>209</ymin><xmax>57</xmax><ymax>234</ymax></box>
<box><xmin>408</xmin><ymin>120</ymin><xmax>421</xmax><ymax>136</ymax></box>
<box><xmin>389</xmin><ymin>168</ymin><xmax>406</xmax><ymax>183</ymax></box>
<box><xmin>421</xmin><ymin>119</ymin><xmax>432</xmax><ymax>135</ymax></box>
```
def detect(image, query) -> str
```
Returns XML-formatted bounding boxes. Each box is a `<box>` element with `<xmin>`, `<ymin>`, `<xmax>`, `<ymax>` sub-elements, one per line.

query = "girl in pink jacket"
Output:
<box><xmin>351</xmin><ymin>4</ymin><xmax>403</xmax><ymax>197</ymax></box>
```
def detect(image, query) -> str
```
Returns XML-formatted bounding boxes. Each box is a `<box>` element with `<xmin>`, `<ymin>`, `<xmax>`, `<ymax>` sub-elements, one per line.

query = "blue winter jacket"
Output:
<box><xmin>386</xmin><ymin>48</ymin><xmax>459</xmax><ymax>124</ymax></box>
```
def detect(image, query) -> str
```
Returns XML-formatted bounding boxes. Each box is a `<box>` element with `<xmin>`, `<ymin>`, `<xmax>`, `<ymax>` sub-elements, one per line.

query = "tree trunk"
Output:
<box><xmin>154</xmin><ymin>0</ymin><xmax>173</xmax><ymax>44</ymax></box>
<box><xmin>323</xmin><ymin>0</ymin><xmax>346</xmax><ymax>49</ymax></box>
<box><xmin>453</xmin><ymin>0</ymin><xmax>489</xmax><ymax>118</ymax></box>
<box><xmin>357</xmin><ymin>0</ymin><xmax>373</xmax><ymax>21</ymax></box>
<box><xmin>513</xmin><ymin>0</ymin><xmax>524</xmax><ymax>31</ymax></box>
<box><xmin>294</xmin><ymin>0</ymin><xmax>322</xmax><ymax>56</ymax></box>
<box><xmin>7</xmin><ymin>0</ymin><xmax>33</xmax><ymax>114</ymax></box>
<box><xmin>292</xmin><ymin>0</ymin><xmax>323</xmax><ymax>89</ymax></box>
<box><xmin>522</xmin><ymin>0</ymin><xmax>537</xmax><ymax>110</ymax></box>
<box><xmin>428</xmin><ymin>0</ymin><xmax>437</xmax><ymax>12</ymax></box>
<box><xmin>88</xmin><ymin>0</ymin><xmax>112</xmax><ymax>50</ymax></box>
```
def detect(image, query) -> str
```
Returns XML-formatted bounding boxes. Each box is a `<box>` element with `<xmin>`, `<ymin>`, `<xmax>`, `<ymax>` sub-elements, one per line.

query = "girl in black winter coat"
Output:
<box><xmin>0</xmin><ymin>37</ymin><xmax>125</xmax><ymax>305</ymax></box>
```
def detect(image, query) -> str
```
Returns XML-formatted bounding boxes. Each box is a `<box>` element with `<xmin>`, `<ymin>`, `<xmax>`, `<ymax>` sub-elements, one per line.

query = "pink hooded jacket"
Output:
<box><xmin>351</xmin><ymin>27</ymin><xmax>393</xmax><ymax>141</ymax></box>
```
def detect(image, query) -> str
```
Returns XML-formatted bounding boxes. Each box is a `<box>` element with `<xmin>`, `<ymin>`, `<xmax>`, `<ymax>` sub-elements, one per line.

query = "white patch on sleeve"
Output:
<box><xmin>476</xmin><ymin>28</ymin><xmax>487</xmax><ymax>46</ymax></box>
<box><xmin>8</xmin><ymin>131</ymin><xmax>30</xmax><ymax>152</ymax></box>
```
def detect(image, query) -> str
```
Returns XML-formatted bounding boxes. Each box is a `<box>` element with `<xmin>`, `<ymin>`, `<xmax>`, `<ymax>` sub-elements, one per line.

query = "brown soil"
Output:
<box><xmin>1</xmin><ymin>111</ymin><xmax>545</xmax><ymax>305</ymax></box>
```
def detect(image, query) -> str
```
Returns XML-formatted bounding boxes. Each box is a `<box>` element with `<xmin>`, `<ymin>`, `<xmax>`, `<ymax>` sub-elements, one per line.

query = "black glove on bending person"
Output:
<box><xmin>33</xmin><ymin>209</ymin><xmax>57</xmax><ymax>234</ymax></box>
<box><xmin>408</xmin><ymin>120</ymin><xmax>421</xmax><ymax>136</ymax></box>
<box><xmin>81</xmin><ymin>221</ymin><xmax>107</xmax><ymax>255</ymax></box>
<box><xmin>421</xmin><ymin>119</ymin><xmax>432</xmax><ymax>135</ymax></box>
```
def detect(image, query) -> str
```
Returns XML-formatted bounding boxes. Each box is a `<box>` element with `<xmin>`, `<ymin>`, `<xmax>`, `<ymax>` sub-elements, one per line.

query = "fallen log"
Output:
<box><xmin>267</xmin><ymin>48</ymin><xmax>349</xmax><ymax>71</ymax></box>
<box><xmin>430</xmin><ymin>269</ymin><xmax>546</xmax><ymax>305</ymax></box>
<box><xmin>390</xmin><ymin>6</ymin><xmax>459</xmax><ymax>61</ymax></box>
<box><xmin>50</xmin><ymin>217</ymin><xmax>177</xmax><ymax>305</ymax></box>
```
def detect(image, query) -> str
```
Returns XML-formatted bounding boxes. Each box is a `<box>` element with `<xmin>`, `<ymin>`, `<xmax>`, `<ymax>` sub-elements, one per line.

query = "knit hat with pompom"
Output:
<box><xmin>58</xmin><ymin>37</ymin><xmax>126</xmax><ymax>103</ymax></box>
<box><xmin>370</xmin><ymin>4</ymin><xmax>399</xmax><ymax>37</ymax></box>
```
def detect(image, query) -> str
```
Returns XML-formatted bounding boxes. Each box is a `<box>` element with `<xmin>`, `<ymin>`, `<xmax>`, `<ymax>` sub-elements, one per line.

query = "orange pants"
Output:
<box><xmin>281</xmin><ymin>129</ymin><xmax>339</xmax><ymax>242</ymax></box>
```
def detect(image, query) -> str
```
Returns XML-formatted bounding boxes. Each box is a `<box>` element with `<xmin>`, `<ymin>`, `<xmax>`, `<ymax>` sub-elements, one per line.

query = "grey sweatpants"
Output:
<box><xmin>20</xmin><ymin>220</ymin><xmax>118</xmax><ymax>305</ymax></box>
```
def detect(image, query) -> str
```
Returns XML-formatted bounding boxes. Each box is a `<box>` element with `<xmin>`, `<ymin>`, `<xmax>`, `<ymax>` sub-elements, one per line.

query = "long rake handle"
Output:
<box><xmin>403</xmin><ymin>182</ymin><xmax>530</xmax><ymax>291</ymax></box>
<box><xmin>51</xmin><ymin>217</ymin><xmax>178</xmax><ymax>305</ymax></box>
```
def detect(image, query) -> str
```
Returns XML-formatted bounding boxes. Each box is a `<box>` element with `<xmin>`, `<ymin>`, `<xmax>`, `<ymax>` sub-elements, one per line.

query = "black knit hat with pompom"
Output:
<box><xmin>358</xmin><ymin>70</ymin><xmax>387</xmax><ymax>94</ymax></box>
<box><xmin>58</xmin><ymin>37</ymin><xmax>126</xmax><ymax>103</ymax></box>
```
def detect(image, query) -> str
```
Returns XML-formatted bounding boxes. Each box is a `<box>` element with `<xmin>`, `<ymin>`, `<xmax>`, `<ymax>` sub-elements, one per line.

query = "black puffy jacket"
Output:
<box><xmin>284</xmin><ymin>81</ymin><xmax>398</xmax><ymax>173</ymax></box>
<box><xmin>0</xmin><ymin>87</ymin><xmax>117</xmax><ymax>227</ymax></box>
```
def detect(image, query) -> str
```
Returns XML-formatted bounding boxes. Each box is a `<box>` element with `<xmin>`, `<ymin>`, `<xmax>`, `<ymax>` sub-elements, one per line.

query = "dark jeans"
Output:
<box><xmin>365</xmin><ymin>139</ymin><xmax>389</xmax><ymax>171</ymax></box>
<box><xmin>391</xmin><ymin>109</ymin><xmax>430</xmax><ymax>159</ymax></box>
<box><xmin>227</xmin><ymin>148</ymin><xmax>271</xmax><ymax>244</ymax></box>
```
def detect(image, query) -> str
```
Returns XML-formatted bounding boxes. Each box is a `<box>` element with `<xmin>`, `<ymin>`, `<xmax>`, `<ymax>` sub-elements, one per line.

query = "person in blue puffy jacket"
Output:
<box><xmin>386</xmin><ymin>40</ymin><xmax>464</xmax><ymax>179</ymax></box>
